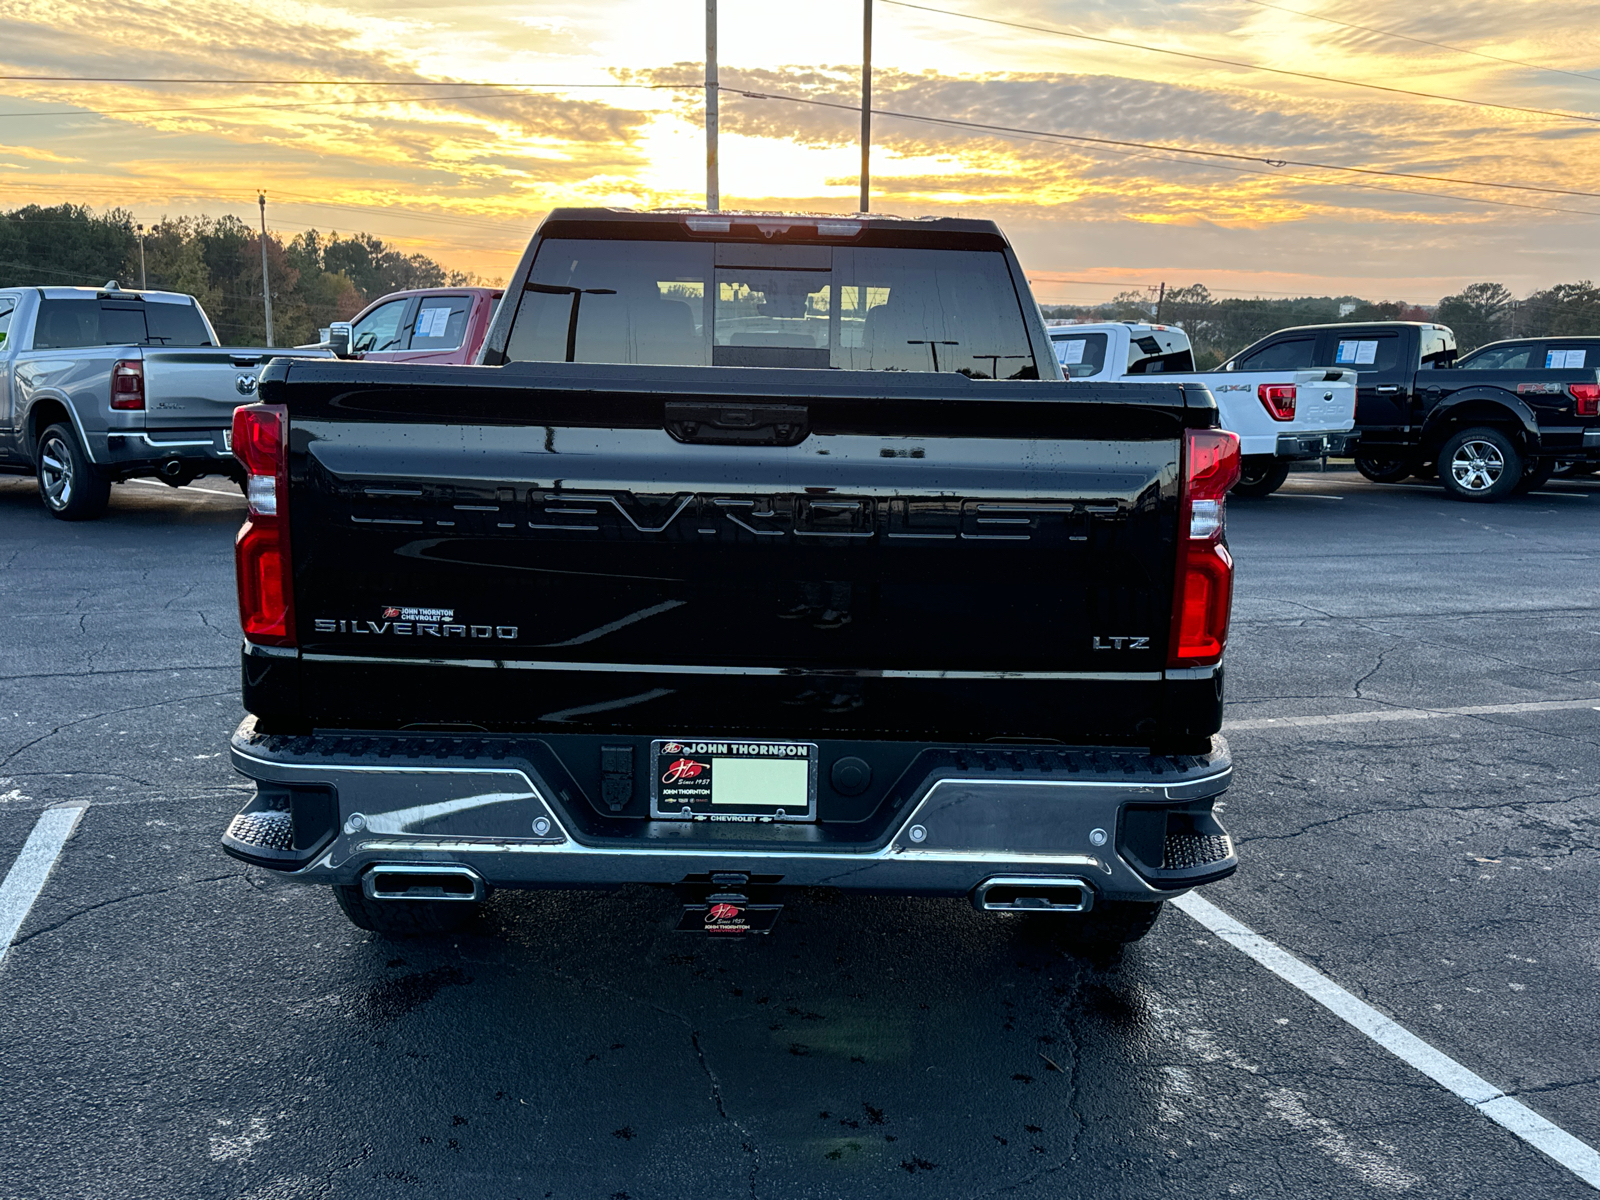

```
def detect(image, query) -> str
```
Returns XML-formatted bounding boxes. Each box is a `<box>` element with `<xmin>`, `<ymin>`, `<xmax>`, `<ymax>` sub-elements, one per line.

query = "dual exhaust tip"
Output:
<box><xmin>363</xmin><ymin>864</ymin><xmax>485</xmax><ymax>902</ymax></box>
<box><xmin>972</xmin><ymin>876</ymin><xmax>1094</xmax><ymax>914</ymax></box>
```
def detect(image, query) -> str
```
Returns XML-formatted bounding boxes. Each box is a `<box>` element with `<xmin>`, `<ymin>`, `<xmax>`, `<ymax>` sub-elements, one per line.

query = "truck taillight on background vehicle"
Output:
<box><xmin>1569</xmin><ymin>382</ymin><xmax>1600</xmax><ymax>417</ymax></box>
<box><xmin>1169</xmin><ymin>428</ymin><xmax>1241</xmax><ymax>668</ymax></box>
<box><xmin>231</xmin><ymin>404</ymin><xmax>295</xmax><ymax>647</ymax></box>
<box><xmin>1257</xmin><ymin>383</ymin><xmax>1296</xmax><ymax>421</ymax></box>
<box><xmin>110</xmin><ymin>359</ymin><xmax>145</xmax><ymax>410</ymax></box>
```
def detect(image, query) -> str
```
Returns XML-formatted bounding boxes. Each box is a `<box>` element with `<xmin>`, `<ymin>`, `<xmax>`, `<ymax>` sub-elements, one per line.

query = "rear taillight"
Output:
<box><xmin>110</xmin><ymin>359</ymin><xmax>145</xmax><ymax>410</ymax></box>
<box><xmin>1169</xmin><ymin>428</ymin><xmax>1241</xmax><ymax>669</ymax></box>
<box><xmin>1257</xmin><ymin>383</ymin><xmax>1296</xmax><ymax>421</ymax></box>
<box><xmin>232</xmin><ymin>404</ymin><xmax>295</xmax><ymax>647</ymax></box>
<box><xmin>1570</xmin><ymin>382</ymin><xmax>1600</xmax><ymax>417</ymax></box>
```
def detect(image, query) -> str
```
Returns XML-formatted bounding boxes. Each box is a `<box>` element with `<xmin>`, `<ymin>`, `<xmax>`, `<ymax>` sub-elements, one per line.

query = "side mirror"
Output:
<box><xmin>328</xmin><ymin>322</ymin><xmax>353</xmax><ymax>358</ymax></box>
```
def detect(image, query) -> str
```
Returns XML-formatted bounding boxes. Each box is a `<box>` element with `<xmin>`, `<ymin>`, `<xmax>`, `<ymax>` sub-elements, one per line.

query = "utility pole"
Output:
<box><xmin>258</xmin><ymin>192</ymin><xmax>274</xmax><ymax>347</ymax></box>
<box><xmin>705</xmin><ymin>0</ymin><xmax>719</xmax><ymax>211</ymax></box>
<box><xmin>860</xmin><ymin>0</ymin><xmax>872</xmax><ymax>213</ymax></box>
<box><xmin>136</xmin><ymin>223</ymin><xmax>147</xmax><ymax>290</ymax></box>
<box><xmin>1154</xmin><ymin>280</ymin><xmax>1166</xmax><ymax>323</ymax></box>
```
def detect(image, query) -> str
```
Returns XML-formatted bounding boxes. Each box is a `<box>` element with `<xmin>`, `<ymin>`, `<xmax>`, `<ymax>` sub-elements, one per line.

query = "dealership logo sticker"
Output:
<box><xmin>662</xmin><ymin>758</ymin><xmax>709</xmax><ymax>784</ymax></box>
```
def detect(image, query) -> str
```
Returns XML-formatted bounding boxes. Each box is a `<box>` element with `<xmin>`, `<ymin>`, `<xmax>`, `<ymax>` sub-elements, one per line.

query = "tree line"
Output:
<box><xmin>0</xmin><ymin>203</ymin><xmax>480</xmax><ymax>346</ymax></box>
<box><xmin>1043</xmin><ymin>280</ymin><xmax>1600</xmax><ymax>366</ymax></box>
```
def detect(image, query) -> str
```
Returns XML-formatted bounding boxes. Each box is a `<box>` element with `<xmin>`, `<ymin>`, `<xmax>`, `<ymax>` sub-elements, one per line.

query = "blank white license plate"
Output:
<box><xmin>650</xmin><ymin>739</ymin><xmax>818</xmax><ymax>822</ymax></box>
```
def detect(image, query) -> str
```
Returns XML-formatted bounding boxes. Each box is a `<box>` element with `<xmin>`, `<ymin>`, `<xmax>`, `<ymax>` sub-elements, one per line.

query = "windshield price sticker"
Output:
<box><xmin>650</xmin><ymin>739</ymin><xmax>818</xmax><ymax>822</ymax></box>
<box><xmin>1546</xmin><ymin>348</ymin><xmax>1587</xmax><ymax>369</ymax></box>
<box><xmin>1056</xmin><ymin>338</ymin><xmax>1087</xmax><ymax>365</ymax></box>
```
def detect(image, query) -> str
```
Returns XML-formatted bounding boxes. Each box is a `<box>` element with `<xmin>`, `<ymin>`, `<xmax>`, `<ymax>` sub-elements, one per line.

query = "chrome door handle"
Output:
<box><xmin>1375</xmin><ymin>385</ymin><xmax>1401</xmax><ymax>394</ymax></box>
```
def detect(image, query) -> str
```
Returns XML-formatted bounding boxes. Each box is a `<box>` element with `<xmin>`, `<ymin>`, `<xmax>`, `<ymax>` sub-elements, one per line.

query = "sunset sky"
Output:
<box><xmin>3</xmin><ymin>0</ymin><xmax>1599</xmax><ymax>303</ymax></box>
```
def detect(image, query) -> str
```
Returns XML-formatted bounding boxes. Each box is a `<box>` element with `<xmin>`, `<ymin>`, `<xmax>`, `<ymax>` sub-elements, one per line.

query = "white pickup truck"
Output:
<box><xmin>1047</xmin><ymin>322</ymin><xmax>1358</xmax><ymax>496</ymax></box>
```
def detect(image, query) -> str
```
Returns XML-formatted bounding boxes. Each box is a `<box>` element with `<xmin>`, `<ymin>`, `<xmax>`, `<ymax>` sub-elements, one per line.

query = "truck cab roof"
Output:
<box><xmin>537</xmin><ymin>207</ymin><xmax>1011</xmax><ymax>248</ymax></box>
<box><xmin>35</xmin><ymin>284</ymin><xmax>200</xmax><ymax>305</ymax></box>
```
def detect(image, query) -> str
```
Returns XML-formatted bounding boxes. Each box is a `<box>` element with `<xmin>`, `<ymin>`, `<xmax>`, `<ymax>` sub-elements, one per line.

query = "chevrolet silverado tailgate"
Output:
<box><xmin>267</xmin><ymin>360</ymin><xmax>1209</xmax><ymax>742</ymax></box>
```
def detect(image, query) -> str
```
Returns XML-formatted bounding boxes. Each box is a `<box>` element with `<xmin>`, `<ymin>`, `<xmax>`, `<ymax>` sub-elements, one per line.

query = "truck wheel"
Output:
<box><xmin>1022</xmin><ymin>900</ymin><xmax>1164</xmax><ymax>951</ymax></box>
<box><xmin>1439</xmin><ymin>427</ymin><xmax>1523</xmax><ymax>502</ymax></box>
<box><xmin>1232</xmin><ymin>458</ymin><xmax>1291</xmax><ymax>498</ymax></box>
<box><xmin>331</xmin><ymin>884</ymin><xmax>482</xmax><ymax>935</ymax></box>
<box><xmin>1513</xmin><ymin>458</ymin><xmax>1554</xmax><ymax>494</ymax></box>
<box><xmin>1354</xmin><ymin>453</ymin><xmax>1413</xmax><ymax>484</ymax></box>
<box><xmin>36</xmin><ymin>423</ymin><xmax>111</xmax><ymax>520</ymax></box>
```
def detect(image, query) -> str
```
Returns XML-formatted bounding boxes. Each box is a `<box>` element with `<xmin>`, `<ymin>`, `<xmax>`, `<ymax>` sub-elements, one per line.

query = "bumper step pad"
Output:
<box><xmin>1164</xmin><ymin>831</ymin><xmax>1233</xmax><ymax>870</ymax></box>
<box><xmin>225</xmin><ymin>809</ymin><xmax>293</xmax><ymax>852</ymax></box>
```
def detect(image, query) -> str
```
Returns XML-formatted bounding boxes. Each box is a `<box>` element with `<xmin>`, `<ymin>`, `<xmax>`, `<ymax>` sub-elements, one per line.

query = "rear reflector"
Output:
<box><xmin>1257</xmin><ymin>383</ymin><xmax>1296</xmax><ymax>421</ymax></box>
<box><xmin>1169</xmin><ymin>429</ymin><xmax>1241</xmax><ymax>669</ymax></box>
<box><xmin>1570</xmin><ymin>382</ymin><xmax>1600</xmax><ymax>416</ymax></box>
<box><xmin>110</xmin><ymin>359</ymin><xmax>145</xmax><ymax>410</ymax></box>
<box><xmin>231</xmin><ymin>404</ymin><xmax>295</xmax><ymax>646</ymax></box>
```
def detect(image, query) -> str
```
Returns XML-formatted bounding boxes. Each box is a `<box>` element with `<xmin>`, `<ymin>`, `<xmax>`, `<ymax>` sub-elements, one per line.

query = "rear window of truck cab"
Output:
<box><xmin>504</xmin><ymin>239</ymin><xmax>1039</xmax><ymax>377</ymax></box>
<box><xmin>1459</xmin><ymin>340</ymin><xmax>1591</xmax><ymax>371</ymax></box>
<box><xmin>32</xmin><ymin>298</ymin><xmax>213</xmax><ymax>349</ymax></box>
<box><xmin>1125</xmin><ymin>330</ymin><xmax>1194</xmax><ymax>374</ymax></box>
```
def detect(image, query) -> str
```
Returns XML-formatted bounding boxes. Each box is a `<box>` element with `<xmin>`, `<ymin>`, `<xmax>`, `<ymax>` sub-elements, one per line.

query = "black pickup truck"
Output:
<box><xmin>1222</xmin><ymin>321</ymin><xmax>1600</xmax><ymax>500</ymax></box>
<box><xmin>220</xmin><ymin>208</ymin><xmax>1242</xmax><ymax>948</ymax></box>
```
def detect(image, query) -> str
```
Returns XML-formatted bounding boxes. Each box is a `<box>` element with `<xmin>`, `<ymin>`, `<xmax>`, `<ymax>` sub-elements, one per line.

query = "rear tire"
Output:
<box><xmin>36</xmin><ymin>423</ymin><xmax>111</xmax><ymax>520</ymax></box>
<box><xmin>1231</xmin><ymin>457</ymin><xmax>1291</xmax><ymax>498</ymax></box>
<box><xmin>1438</xmin><ymin>426</ymin><xmax>1523</xmax><ymax>502</ymax></box>
<box><xmin>332</xmin><ymin>884</ymin><xmax>482</xmax><ymax>935</ymax></box>
<box><xmin>1354</xmin><ymin>453</ymin><xmax>1414</xmax><ymax>484</ymax></box>
<box><xmin>1021</xmin><ymin>900</ymin><xmax>1164</xmax><ymax>951</ymax></box>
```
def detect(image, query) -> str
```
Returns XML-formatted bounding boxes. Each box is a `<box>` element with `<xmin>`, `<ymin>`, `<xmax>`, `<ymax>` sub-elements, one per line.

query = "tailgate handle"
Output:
<box><xmin>665</xmin><ymin>402</ymin><xmax>809</xmax><ymax>447</ymax></box>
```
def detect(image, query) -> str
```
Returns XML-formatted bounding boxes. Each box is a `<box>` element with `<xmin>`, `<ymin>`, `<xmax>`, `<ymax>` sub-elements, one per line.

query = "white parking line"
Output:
<box><xmin>1225</xmin><ymin>698</ymin><xmax>1600</xmax><ymax>731</ymax></box>
<box><xmin>123</xmin><ymin>479</ymin><xmax>240</xmax><ymax>499</ymax></box>
<box><xmin>1175</xmin><ymin>892</ymin><xmax>1600</xmax><ymax>1191</ymax></box>
<box><xmin>0</xmin><ymin>805</ymin><xmax>87</xmax><ymax>969</ymax></box>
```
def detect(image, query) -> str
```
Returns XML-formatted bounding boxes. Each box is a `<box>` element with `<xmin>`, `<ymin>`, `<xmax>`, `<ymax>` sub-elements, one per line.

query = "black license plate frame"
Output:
<box><xmin>650</xmin><ymin>738</ymin><xmax>818</xmax><ymax>822</ymax></box>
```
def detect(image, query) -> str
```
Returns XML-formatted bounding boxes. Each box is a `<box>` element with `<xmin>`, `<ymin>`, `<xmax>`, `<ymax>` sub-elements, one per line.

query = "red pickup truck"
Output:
<box><xmin>340</xmin><ymin>286</ymin><xmax>503</xmax><ymax>365</ymax></box>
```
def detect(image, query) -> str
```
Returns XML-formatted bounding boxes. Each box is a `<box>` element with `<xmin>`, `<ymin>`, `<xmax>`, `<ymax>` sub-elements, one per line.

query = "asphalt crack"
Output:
<box><xmin>8</xmin><ymin>872</ymin><xmax>245</xmax><ymax>949</ymax></box>
<box><xmin>692</xmin><ymin>1030</ymin><xmax>761</xmax><ymax>1200</ymax></box>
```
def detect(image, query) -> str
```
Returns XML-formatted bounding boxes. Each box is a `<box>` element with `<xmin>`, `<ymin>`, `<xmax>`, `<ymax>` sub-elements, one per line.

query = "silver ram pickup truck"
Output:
<box><xmin>0</xmin><ymin>283</ymin><xmax>329</xmax><ymax>519</ymax></box>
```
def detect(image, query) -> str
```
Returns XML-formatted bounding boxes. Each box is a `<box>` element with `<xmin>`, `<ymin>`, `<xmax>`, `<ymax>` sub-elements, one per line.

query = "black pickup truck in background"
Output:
<box><xmin>1222</xmin><ymin>321</ymin><xmax>1600</xmax><ymax>500</ymax></box>
<box><xmin>220</xmin><ymin>209</ymin><xmax>1242</xmax><ymax>949</ymax></box>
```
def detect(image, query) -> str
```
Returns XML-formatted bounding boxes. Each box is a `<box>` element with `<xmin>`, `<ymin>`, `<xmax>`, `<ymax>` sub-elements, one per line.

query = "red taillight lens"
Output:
<box><xmin>110</xmin><ymin>359</ymin><xmax>144</xmax><ymax>410</ymax></box>
<box><xmin>1169</xmin><ymin>429</ymin><xmax>1241</xmax><ymax>668</ymax></box>
<box><xmin>1570</xmin><ymin>382</ymin><xmax>1600</xmax><ymax>417</ymax></box>
<box><xmin>231</xmin><ymin>404</ymin><xmax>295</xmax><ymax>646</ymax></box>
<box><xmin>1257</xmin><ymin>383</ymin><xmax>1296</xmax><ymax>421</ymax></box>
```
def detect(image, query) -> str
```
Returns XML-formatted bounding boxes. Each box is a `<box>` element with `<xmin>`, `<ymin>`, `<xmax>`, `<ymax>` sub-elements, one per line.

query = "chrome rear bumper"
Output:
<box><xmin>223</xmin><ymin>719</ymin><xmax>1236</xmax><ymax>903</ymax></box>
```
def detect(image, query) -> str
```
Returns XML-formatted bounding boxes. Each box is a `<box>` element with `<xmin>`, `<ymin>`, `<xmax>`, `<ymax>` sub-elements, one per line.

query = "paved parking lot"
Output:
<box><xmin>0</xmin><ymin>466</ymin><xmax>1597</xmax><ymax>1199</ymax></box>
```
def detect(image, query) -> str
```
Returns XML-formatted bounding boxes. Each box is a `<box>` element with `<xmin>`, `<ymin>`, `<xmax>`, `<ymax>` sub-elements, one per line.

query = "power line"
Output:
<box><xmin>1237</xmin><ymin>0</ymin><xmax>1600</xmax><ymax>85</ymax></box>
<box><xmin>0</xmin><ymin>85</ymin><xmax>681</xmax><ymax>121</ymax></box>
<box><xmin>720</xmin><ymin>86</ymin><xmax>1600</xmax><ymax>208</ymax></box>
<box><xmin>0</xmin><ymin>76</ymin><xmax>696</xmax><ymax>88</ymax></box>
<box><xmin>946</xmin><ymin>103</ymin><xmax>1600</xmax><ymax>219</ymax></box>
<box><xmin>0</xmin><ymin>180</ymin><xmax>526</xmax><ymax>236</ymax></box>
<box><xmin>878</xmin><ymin>0</ymin><xmax>1600</xmax><ymax>126</ymax></box>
